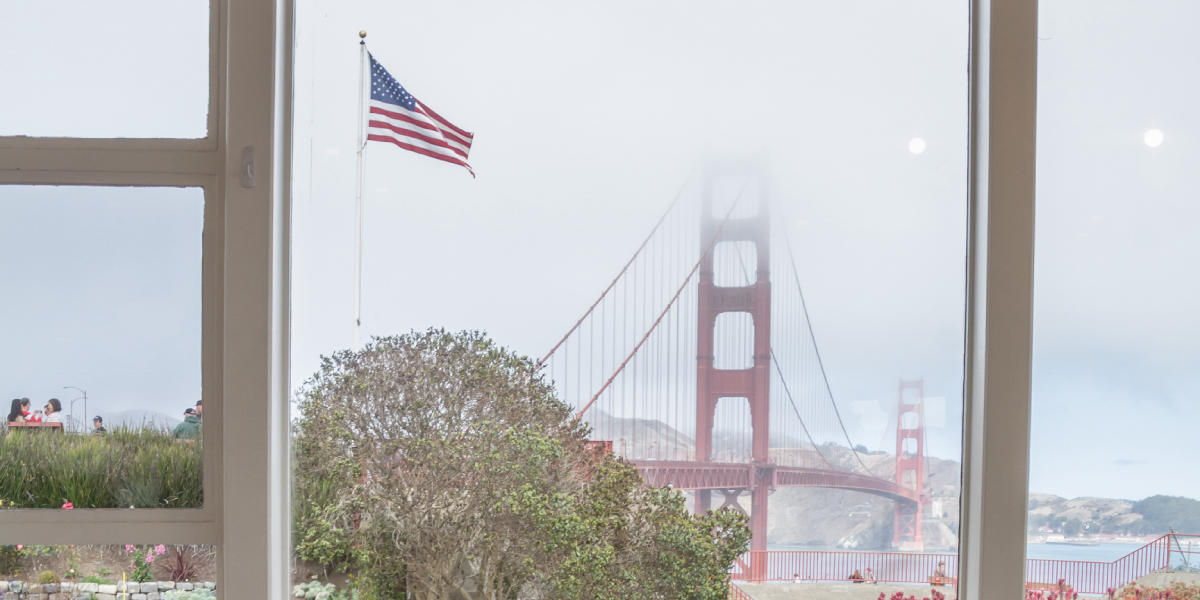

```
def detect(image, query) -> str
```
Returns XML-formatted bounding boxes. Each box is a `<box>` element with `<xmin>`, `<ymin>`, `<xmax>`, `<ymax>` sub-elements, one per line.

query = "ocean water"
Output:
<box><xmin>1025</xmin><ymin>543</ymin><xmax>1144</xmax><ymax>562</ymax></box>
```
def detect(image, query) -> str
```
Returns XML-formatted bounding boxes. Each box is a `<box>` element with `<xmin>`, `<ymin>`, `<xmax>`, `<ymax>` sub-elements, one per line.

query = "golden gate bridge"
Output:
<box><xmin>534</xmin><ymin>168</ymin><xmax>930</xmax><ymax>581</ymax></box>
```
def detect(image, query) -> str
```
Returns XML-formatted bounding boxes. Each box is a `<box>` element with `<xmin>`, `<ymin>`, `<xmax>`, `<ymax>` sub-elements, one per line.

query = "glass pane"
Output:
<box><xmin>0</xmin><ymin>186</ymin><xmax>204</xmax><ymax>508</ymax></box>
<box><xmin>1029</xmin><ymin>1</ymin><xmax>1200</xmax><ymax>596</ymax></box>
<box><xmin>0</xmin><ymin>1</ymin><xmax>209</xmax><ymax>138</ymax></box>
<box><xmin>293</xmin><ymin>1</ymin><xmax>969</xmax><ymax>596</ymax></box>
<box><xmin>0</xmin><ymin>544</ymin><xmax>216</xmax><ymax>595</ymax></box>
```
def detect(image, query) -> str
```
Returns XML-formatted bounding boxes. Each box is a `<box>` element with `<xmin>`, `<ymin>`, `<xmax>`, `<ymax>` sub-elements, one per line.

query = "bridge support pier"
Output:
<box><xmin>749</xmin><ymin>474</ymin><xmax>769</xmax><ymax>580</ymax></box>
<box><xmin>893</xmin><ymin>379</ymin><xmax>927</xmax><ymax>550</ymax></box>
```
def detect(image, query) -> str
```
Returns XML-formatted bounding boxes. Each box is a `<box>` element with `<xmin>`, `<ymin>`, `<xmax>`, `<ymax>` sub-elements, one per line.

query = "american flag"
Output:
<box><xmin>366</xmin><ymin>53</ymin><xmax>475</xmax><ymax>176</ymax></box>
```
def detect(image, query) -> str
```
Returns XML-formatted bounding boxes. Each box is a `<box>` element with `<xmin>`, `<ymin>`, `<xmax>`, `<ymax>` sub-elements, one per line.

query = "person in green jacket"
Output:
<box><xmin>173</xmin><ymin>407</ymin><xmax>202</xmax><ymax>440</ymax></box>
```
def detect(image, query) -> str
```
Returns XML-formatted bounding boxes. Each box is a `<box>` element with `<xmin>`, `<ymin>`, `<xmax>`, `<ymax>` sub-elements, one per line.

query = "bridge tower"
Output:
<box><xmin>695</xmin><ymin>178</ymin><xmax>772</xmax><ymax>579</ymax></box>
<box><xmin>893</xmin><ymin>378</ymin><xmax>927</xmax><ymax>550</ymax></box>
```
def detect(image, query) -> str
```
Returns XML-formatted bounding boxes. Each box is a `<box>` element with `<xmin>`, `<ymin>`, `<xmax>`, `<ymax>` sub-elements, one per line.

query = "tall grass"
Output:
<box><xmin>0</xmin><ymin>428</ymin><xmax>202</xmax><ymax>508</ymax></box>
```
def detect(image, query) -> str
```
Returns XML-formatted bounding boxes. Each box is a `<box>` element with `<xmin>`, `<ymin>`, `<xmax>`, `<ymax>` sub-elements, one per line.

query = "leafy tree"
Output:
<box><xmin>1133</xmin><ymin>496</ymin><xmax>1200</xmax><ymax>534</ymax></box>
<box><xmin>296</xmin><ymin>329</ymin><xmax>586</xmax><ymax>599</ymax></box>
<box><xmin>1063</xmin><ymin>518</ymin><xmax>1083</xmax><ymax>537</ymax></box>
<box><xmin>524</xmin><ymin>456</ymin><xmax>750</xmax><ymax>600</ymax></box>
<box><xmin>293</xmin><ymin>329</ymin><xmax>750</xmax><ymax>600</ymax></box>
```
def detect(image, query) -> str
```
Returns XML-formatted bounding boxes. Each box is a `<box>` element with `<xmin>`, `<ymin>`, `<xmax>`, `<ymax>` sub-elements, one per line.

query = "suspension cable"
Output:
<box><xmin>534</xmin><ymin>179</ymin><xmax>692</xmax><ymax>372</ymax></box>
<box><xmin>728</xmin><ymin>243</ymin><xmax>836</xmax><ymax>470</ymax></box>
<box><xmin>574</xmin><ymin>180</ymin><xmax>750</xmax><ymax>420</ymax></box>
<box><xmin>780</xmin><ymin>225</ymin><xmax>880</xmax><ymax>477</ymax></box>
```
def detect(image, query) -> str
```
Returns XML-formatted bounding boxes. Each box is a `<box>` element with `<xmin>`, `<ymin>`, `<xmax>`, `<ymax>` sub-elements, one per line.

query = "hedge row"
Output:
<box><xmin>0</xmin><ymin>428</ymin><xmax>202</xmax><ymax>508</ymax></box>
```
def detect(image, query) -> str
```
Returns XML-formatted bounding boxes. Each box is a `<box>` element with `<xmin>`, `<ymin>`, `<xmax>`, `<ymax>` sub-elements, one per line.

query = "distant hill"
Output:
<box><xmin>1030</xmin><ymin>494</ymin><xmax>1200</xmax><ymax>537</ymax></box>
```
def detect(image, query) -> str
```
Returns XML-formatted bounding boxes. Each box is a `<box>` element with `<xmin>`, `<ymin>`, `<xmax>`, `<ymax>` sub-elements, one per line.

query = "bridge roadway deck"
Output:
<box><xmin>630</xmin><ymin>460</ymin><xmax>919</xmax><ymax>505</ymax></box>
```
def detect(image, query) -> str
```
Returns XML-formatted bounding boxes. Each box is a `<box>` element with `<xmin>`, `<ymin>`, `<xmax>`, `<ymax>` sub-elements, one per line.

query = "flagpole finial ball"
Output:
<box><xmin>359</xmin><ymin>30</ymin><xmax>367</xmax><ymax>39</ymax></box>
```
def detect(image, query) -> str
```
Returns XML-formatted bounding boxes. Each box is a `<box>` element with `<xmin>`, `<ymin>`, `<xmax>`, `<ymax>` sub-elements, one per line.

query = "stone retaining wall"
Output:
<box><xmin>0</xmin><ymin>580</ymin><xmax>216</xmax><ymax>600</ymax></box>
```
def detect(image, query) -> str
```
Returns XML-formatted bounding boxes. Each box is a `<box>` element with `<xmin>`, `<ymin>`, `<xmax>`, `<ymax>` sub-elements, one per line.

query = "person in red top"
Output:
<box><xmin>21</xmin><ymin>397</ymin><xmax>41</xmax><ymax>422</ymax></box>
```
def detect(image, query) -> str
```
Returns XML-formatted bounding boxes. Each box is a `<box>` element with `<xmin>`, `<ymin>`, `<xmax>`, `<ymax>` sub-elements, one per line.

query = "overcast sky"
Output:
<box><xmin>2</xmin><ymin>0</ymin><xmax>1197</xmax><ymax>502</ymax></box>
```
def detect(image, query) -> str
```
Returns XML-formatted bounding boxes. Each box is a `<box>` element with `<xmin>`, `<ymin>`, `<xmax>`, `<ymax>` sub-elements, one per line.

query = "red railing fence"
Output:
<box><xmin>728</xmin><ymin>582</ymin><xmax>752</xmax><ymax>600</ymax></box>
<box><xmin>735</xmin><ymin>549</ymin><xmax>957</xmax><ymax>585</ymax></box>
<box><xmin>1026</xmin><ymin>533</ymin><xmax>1200</xmax><ymax>594</ymax></box>
<box><xmin>731</xmin><ymin>534</ymin><xmax>1200</xmax><ymax>595</ymax></box>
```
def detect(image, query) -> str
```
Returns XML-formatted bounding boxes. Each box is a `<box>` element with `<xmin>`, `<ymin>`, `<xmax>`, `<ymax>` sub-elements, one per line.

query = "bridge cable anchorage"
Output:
<box><xmin>533</xmin><ymin>179</ymin><xmax>693</xmax><ymax>374</ymax></box>
<box><xmin>573</xmin><ymin>180</ymin><xmax>752</xmax><ymax>420</ymax></box>
<box><xmin>728</xmin><ymin>242</ymin><xmax>836</xmax><ymax>470</ymax></box>
<box><xmin>779</xmin><ymin>221</ymin><xmax>881</xmax><ymax>478</ymax></box>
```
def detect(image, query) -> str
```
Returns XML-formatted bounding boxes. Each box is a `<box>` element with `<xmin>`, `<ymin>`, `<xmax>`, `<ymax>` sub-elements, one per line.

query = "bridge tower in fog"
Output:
<box><xmin>893</xmin><ymin>379</ymin><xmax>927</xmax><ymax>550</ymax></box>
<box><xmin>539</xmin><ymin>167</ymin><xmax>931</xmax><ymax>580</ymax></box>
<box><xmin>694</xmin><ymin>178</ymin><xmax>773</xmax><ymax>575</ymax></box>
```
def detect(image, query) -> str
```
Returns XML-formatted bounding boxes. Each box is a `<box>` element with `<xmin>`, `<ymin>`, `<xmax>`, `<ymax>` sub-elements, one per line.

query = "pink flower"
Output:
<box><xmin>145</xmin><ymin>550</ymin><xmax>155</xmax><ymax>563</ymax></box>
<box><xmin>125</xmin><ymin>544</ymin><xmax>136</xmax><ymax>552</ymax></box>
<box><xmin>62</xmin><ymin>501</ymin><xmax>74</xmax><ymax>510</ymax></box>
<box><xmin>16</xmin><ymin>544</ymin><xmax>22</xmax><ymax>550</ymax></box>
<box><xmin>154</xmin><ymin>544</ymin><xmax>166</xmax><ymax>555</ymax></box>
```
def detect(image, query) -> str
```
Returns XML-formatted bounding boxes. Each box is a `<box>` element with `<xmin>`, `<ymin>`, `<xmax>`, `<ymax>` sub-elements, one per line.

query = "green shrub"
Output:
<box><xmin>37</xmin><ymin>569</ymin><xmax>60</xmax><ymax>584</ymax></box>
<box><xmin>0</xmin><ymin>545</ymin><xmax>21</xmax><ymax>577</ymax></box>
<box><xmin>293</xmin><ymin>579</ymin><xmax>357</xmax><ymax>600</ymax></box>
<box><xmin>1116</xmin><ymin>583</ymin><xmax>1200</xmax><ymax>600</ymax></box>
<box><xmin>347</xmin><ymin>566</ymin><xmax>400</xmax><ymax>600</ymax></box>
<box><xmin>0</xmin><ymin>428</ymin><xmax>202</xmax><ymax>508</ymax></box>
<box><xmin>80</xmin><ymin>575</ymin><xmax>115</xmax><ymax>584</ymax></box>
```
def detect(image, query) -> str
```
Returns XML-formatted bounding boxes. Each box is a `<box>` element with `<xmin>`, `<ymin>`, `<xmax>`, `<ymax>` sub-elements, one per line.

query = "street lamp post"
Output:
<box><xmin>63</xmin><ymin>386</ymin><xmax>87</xmax><ymax>434</ymax></box>
<box><xmin>68</xmin><ymin>397</ymin><xmax>83</xmax><ymax>433</ymax></box>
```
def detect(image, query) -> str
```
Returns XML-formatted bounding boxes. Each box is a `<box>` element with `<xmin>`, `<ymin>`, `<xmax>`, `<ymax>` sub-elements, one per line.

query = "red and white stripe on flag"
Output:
<box><xmin>366</xmin><ymin>54</ymin><xmax>475</xmax><ymax>177</ymax></box>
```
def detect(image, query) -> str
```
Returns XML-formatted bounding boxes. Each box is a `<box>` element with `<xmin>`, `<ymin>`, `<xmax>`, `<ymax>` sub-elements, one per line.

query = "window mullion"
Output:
<box><xmin>958</xmin><ymin>0</ymin><xmax>1038</xmax><ymax>599</ymax></box>
<box><xmin>219</xmin><ymin>0</ymin><xmax>290</xmax><ymax>597</ymax></box>
<box><xmin>0</xmin><ymin>519</ymin><xmax>218</xmax><ymax>547</ymax></box>
<box><xmin>0</xmin><ymin>147</ymin><xmax>221</xmax><ymax>182</ymax></box>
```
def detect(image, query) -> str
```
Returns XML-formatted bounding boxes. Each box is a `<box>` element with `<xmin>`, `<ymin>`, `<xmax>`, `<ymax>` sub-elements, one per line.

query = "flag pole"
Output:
<box><xmin>354</xmin><ymin>30</ymin><xmax>367</xmax><ymax>349</ymax></box>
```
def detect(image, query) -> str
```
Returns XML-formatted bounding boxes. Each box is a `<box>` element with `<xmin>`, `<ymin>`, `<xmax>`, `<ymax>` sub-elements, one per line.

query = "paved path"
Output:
<box><xmin>1134</xmin><ymin>571</ymin><xmax>1200</xmax><ymax>588</ymax></box>
<box><xmin>736</xmin><ymin>582</ymin><xmax>949</xmax><ymax>600</ymax></box>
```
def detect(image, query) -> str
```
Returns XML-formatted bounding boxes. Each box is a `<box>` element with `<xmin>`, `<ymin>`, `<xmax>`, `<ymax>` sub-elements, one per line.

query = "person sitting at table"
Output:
<box><xmin>932</xmin><ymin>561</ymin><xmax>948</xmax><ymax>585</ymax></box>
<box><xmin>43</xmin><ymin>398</ymin><xmax>64</xmax><ymax>424</ymax></box>
<box><xmin>849</xmin><ymin>569</ymin><xmax>865</xmax><ymax>583</ymax></box>
<box><xmin>7</xmin><ymin>398</ymin><xmax>26</xmax><ymax>424</ymax></box>
<box><xmin>21</xmin><ymin>397</ymin><xmax>44</xmax><ymax>423</ymax></box>
<box><xmin>21</xmin><ymin>398</ymin><xmax>38</xmax><ymax>422</ymax></box>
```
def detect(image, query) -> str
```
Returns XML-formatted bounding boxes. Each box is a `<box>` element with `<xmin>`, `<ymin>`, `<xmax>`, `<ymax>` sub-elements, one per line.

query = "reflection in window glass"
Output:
<box><xmin>1028</xmin><ymin>1</ymin><xmax>1200</xmax><ymax>595</ymax></box>
<box><xmin>0</xmin><ymin>1</ymin><xmax>209</xmax><ymax>138</ymax></box>
<box><xmin>0</xmin><ymin>544</ymin><xmax>216</xmax><ymax>593</ymax></box>
<box><xmin>0</xmin><ymin>186</ymin><xmax>204</xmax><ymax>508</ymax></box>
<box><xmin>292</xmin><ymin>1</ymin><xmax>968</xmax><ymax>594</ymax></box>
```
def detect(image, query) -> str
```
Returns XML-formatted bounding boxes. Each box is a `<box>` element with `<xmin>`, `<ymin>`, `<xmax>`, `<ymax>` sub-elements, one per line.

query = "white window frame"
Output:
<box><xmin>0</xmin><ymin>0</ymin><xmax>293</xmax><ymax>597</ymax></box>
<box><xmin>959</xmin><ymin>0</ymin><xmax>1038</xmax><ymax>598</ymax></box>
<box><xmin>0</xmin><ymin>0</ymin><xmax>1041</xmax><ymax>598</ymax></box>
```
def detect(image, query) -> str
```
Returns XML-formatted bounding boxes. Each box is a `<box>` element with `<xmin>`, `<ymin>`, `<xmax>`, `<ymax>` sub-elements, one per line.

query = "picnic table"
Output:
<box><xmin>6</xmin><ymin>422</ymin><xmax>64</xmax><ymax>432</ymax></box>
